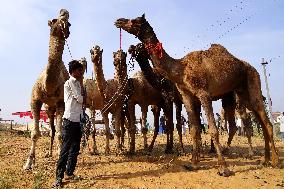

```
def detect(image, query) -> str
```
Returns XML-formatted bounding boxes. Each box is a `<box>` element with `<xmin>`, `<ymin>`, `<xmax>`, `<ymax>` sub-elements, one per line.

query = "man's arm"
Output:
<box><xmin>69</xmin><ymin>80</ymin><xmax>83</xmax><ymax>104</ymax></box>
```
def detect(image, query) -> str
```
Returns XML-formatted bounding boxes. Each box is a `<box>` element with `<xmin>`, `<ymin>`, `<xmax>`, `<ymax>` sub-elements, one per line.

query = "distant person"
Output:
<box><xmin>216</xmin><ymin>113</ymin><xmax>222</xmax><ymax>133</ymax></box>
<box><xmin>53</xmin><ymin>60</ymin><xmax>85</xmax><ymax>187</ymax></box>
<box><xmin>159</xmin><ymin>115</ymin><xmax>165</xmax><ymax>134</ymax></box>
<box><xmin>200</xmin><ymin>113</ymin><xmax>206</xmax><ymax>134</ymax></box>
<box><xmin>181</xmin><ymin>114</ymin><xmax>187</xmax><ymax>135</ymax></box>
<box><xmin>236</xmin><ymin>117</ymin><xmax>242</xmax><ymax>136</ymax></box>
<box><xmin>280</xmin><ymin>112</ymin><xmax>284</xmax><ymax>141</ymax></box>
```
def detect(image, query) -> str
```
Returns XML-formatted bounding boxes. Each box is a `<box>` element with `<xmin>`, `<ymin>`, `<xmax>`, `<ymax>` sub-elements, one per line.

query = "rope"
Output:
<box><xmin>59</xmin><ymin>20</ymin><xmax>73</xmax><ymax>60</ymax></box>
<box><xmin>120</xmin><ymin>28</ymin><xmax>122</xmax><ymax>50</ymax></box>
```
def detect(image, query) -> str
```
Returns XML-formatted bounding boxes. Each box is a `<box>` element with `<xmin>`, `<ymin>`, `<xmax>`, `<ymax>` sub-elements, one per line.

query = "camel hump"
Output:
<box><xmin>209</xmin><ymin>44</ymin><xmax>228</xmax><ymax>53</ymax></box>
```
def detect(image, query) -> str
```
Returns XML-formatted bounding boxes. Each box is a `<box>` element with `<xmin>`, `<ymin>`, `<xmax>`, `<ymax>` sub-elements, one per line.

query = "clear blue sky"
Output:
<box><xmin>0</xmin><ymin>0</ymin><xmax>283</xmax><ymax>124</ymax></box>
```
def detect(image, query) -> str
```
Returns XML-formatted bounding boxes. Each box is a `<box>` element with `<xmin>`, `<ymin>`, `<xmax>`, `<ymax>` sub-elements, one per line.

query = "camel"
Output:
<box><xmin>115</xmin><ymin>14</ymin><xmax>279</xmax><ymax>175</ymax></box>
<box><xmin>90</xmin><ymin>45</ymin><xmax>126</xmax><ymax>154</ymax></box>
<box><xmin>111</xmin><ymin>46</ymin><xmax>176</xmax><ymax>153</ymax></box>
<box><xmin>129</xmin><ymin>44</ymin><xmax>255</xmax><ymax>156</ymax></box>
<box><xmin>24</xmin><ymin>9</ymin><xmax>71</xmax><ymax>170</ymax></box>
<box><xmin>128</xmin><ymin>43</ymin><xmax>185</xmax><ymax>152</ymax></box>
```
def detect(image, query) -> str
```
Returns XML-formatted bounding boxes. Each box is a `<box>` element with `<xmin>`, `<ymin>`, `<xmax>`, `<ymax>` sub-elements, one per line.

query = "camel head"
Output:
<box><xmin>115</xmin><ymin>14</ymin><xmax>153</xmax><ymax>41</ymax></box>
<box><xmin>113</xmin><ymin>49</ymin><xmax>127</xmax><ymax>77</ymax></box>
<box><xmin>90</xmin><ymin>45</ymin><xmax>103</xmax><ymax>66</ymax></box>
<box><xmin>128</xmin><ymin>43</ymin><xmax>150</xmax><ymax>61</ymax></box>
<box><xmin>48</xmin><ymin>9</ymin><xmax>71</xmax><ymax>39</ymax></box>
<box><xmin>79</xmin><ymin>57</ymin><xmax>88</xmax><ymax>73</ymax></box>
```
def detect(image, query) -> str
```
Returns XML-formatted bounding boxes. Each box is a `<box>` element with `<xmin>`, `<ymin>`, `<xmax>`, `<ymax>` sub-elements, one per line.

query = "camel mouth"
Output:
<box><xmin>114</xmin><ymin>18</ymin><xmax>129</xmax><ymax>29</ymax></box>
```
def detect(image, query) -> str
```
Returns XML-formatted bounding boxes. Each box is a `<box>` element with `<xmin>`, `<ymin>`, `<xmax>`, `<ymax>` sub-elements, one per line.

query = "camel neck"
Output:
<box><xmin>114</xmin><ymin>61</ymin><xmax>128</xmax><ymax>88</ymax></box>
<box><xmin>138</xmin><ymin>23</ymin><xmax>183</xmax><ymax>83</ymax></box>
<box><xmin>92</xmin><ymin>56</ymin><xmax>107</xmax><ymax>100</ymax></box>
<box><xmin>144</xmin><ymin>39</ymin><xmax>182</xmax><ymax>83</ymax></box>
<box><xmin>45</xmin><ymin>35</ymin><xmax>65</xmax><ymax>93</ymax></box>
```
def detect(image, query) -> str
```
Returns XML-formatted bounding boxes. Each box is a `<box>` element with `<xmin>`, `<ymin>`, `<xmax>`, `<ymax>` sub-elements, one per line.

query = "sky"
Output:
<box><xmin>0</xmin><ymin>0</ymin><xmax>283</xmax><ymax>124</ymax></box>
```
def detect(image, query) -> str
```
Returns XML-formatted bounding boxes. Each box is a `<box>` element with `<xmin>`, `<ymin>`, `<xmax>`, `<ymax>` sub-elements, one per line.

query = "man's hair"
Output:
<box><xmin>68</xmin><ymin>60</ymin><xmax>83</xmax><ymax>74</ymax></box>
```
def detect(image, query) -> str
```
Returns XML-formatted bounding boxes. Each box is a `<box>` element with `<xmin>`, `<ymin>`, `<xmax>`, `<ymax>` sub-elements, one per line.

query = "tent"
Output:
<box><xmin>12</xmin><ymin>110</ymin><xmax>48</xmax><ymax>123</ymax></box>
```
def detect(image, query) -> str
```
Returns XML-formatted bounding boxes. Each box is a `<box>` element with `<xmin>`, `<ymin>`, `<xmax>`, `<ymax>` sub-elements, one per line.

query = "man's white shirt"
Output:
<box><xmin>63</xmin><ymin>76</ymin><xmax>83</xmax><ymax>123</ymax></box>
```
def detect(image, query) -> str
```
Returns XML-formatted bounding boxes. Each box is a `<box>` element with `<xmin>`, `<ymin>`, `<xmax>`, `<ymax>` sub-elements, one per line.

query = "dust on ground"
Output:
<box><xmin>0</xmin><ymin>127</ymin><xmax>283</xmax><ymax>189</ymax></box>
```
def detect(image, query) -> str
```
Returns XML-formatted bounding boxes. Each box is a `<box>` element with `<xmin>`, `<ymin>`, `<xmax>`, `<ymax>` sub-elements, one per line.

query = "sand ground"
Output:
<box><xmin>0</xmin><ymin>126</ymin><xmax>283</xmax><ymax>189</ymax></box>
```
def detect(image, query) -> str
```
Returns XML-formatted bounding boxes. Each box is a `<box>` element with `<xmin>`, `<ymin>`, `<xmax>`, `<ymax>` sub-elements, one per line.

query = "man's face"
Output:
<box><xmin>72</xmin><ymin>67</ymin><xmax>84</xmax><ymax>80</ymax></box>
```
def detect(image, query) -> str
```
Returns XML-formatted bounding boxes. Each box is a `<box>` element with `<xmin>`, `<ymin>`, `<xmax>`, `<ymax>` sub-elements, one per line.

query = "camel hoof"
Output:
<box><xmin>89</xmin><ymin>150</ymin><xmax>99</xmax><ymax>156</ymax></box>
<box><xmin>184</xmin><ymin>164</ymin><xmax>198</xmax><ymax>171</ymax></box>
<box><xmin>261</xmin><ymin>157</ymin><xmax>271</xmax><ymax>167</ymax></box>
<box><xmin>217</xmin><ymin>168</ymin><xmax>233</xmax><ymax>177</ymax></box>
<box><xmin>271</xmin><ymin>156</ymin><xmax>280</xmax><ymax>168</ymax></box>
<box><xmin>31</xmin><ymin>130</ymin><xmax>41</xmax><ymax>138</ymax></box>
<box><xmin>147</xmin><ymin>145</ymin><xmax>153</xmax><ymax>152</ymax></box>
<box><xmin>165</xmin><ymin>148</ymin><xmax>174</xmax><ymax>154</ymax></box>
<box><xmin>124</xmin><ymin>151</ymin><xmax>135</xmax><ymax>156</ymax></box>
<box><xmin>222</xmin><ymin>148</ymin><xmax>229</xmax><ymax>155</ymax></box>
<box><xmin>209</xmin><ymin>148</ymin><xmax>216</xmax><ymax>154</ymax></box>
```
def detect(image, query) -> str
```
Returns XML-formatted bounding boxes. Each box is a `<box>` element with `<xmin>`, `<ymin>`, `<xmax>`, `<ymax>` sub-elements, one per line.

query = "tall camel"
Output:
<box><xmin>24</xmin><ymin>9</ymin><xmax>71</xmax><ymax>170</ymax></box>
<box><xmin>128</xmin><ymin>43</ymin><xmax>185</xmax><ymax>152</ymax></box>
<box><xmin>113</xmin><ymin>47</ymin><xmax>176</xmax><ymax>154</ymax></box>
<box><xmin>115</xmin><ymin>14</ymin><xmax>279</xmax><ymax>175</ymax></box>
<box><xmin>90</xmin><ymin>45</ymin><xmax>126</xmax><ymax>154</ymax></box>
<box><xmin>129</xmin><ymin>44</ymin><xmax>254</xmax><ymax>156</ymax></box>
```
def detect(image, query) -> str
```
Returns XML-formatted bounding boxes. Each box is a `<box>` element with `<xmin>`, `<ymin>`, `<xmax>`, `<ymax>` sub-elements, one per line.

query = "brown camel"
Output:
<box><xmin>90</xmin><ymin>45</ymin><xmax>126</xmax><ymax>154</ymax></box>
<box><xmin>128</xmin><ymin>43</ymin><xmax>185</xmax><ymax>152</ymax></box>
<box><xmin>112</xmin><ymin>49</ymin><xmax>173</xmax><ymax>153</ymax></box>
<box><xmin>112</xmin><ymin>48</ymin><xmax>171</xmax><ymax>153</ymax></box>
<box><xmin>24</xmin><ymin>9</ymin><xmax>71</xmax><ymax>170</ymax></box>
<box><xmin>115</xmin><ymin>14</ymin><xmax>279</xmax><ymax>175</ymax></box>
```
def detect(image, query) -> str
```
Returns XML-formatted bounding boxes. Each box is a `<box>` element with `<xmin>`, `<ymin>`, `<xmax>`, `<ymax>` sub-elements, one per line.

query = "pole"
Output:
<box><xmin>261</xmin><ymin>58</ymin><xmax>275</xmax><ymax>134</ymax></box>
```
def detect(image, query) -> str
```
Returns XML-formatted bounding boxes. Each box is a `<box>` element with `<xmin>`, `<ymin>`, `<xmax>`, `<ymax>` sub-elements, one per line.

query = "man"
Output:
<box><xmin>280</xmin><ymin>112</ymin><xmax>284</xmax><ymax>141</ymax></box>
<box><xmin>181</xmin><ymin>114</ymin><xmax>187</xmax><ymax>135</ymax></box>
<box><xmin>53</xmin><ymin>60</ymin><xmax>85</xmax><ymax>187</ymax></box>
<box><xmin>216</xmin><ymin>113</ymin><xmax>222</xmax><ymax>134</ymax></box>
<box><xmin>200</xmin><ymin>112</ymin><xmax>206</xmax><ymax>134</ymax></box>
<box><xmin>236</xmin><ymin>117</ymin><xmax>242</xmax><ymax>136</ymax></box>
<box><xmin>159</xmin><ymin>114</ymin><xmax>165</xmax><ymax>134</ymax></box>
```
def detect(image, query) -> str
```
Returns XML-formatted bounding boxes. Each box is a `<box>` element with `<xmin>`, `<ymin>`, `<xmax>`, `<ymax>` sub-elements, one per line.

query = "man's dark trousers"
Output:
<box><xmin>56</xmin><ymin>118</ymin><xmax>82</xmax><ymax>180</ymax></box>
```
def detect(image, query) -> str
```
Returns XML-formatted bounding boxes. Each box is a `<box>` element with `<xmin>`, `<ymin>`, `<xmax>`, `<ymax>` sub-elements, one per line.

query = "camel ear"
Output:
<box><xmin>101</xmin><ymin>49</ymin><xmax>103</xmax><ymax>53</ymax></box>
<box><xmin>142</xmin><ymin>13</ymin><xmax>145</xmax><ymax>18</ymax></box>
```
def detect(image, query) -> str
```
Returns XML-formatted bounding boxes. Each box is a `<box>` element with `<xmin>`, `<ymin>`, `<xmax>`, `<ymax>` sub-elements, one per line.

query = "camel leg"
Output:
<box><xmin>55</xmin><ymin>104</ymin><xmax>64</xmax><ymax>157</ymax></box>
<box><xmin>237</xmin><ymin>102</ymin><xmax>254</xmax><ymax>157</ymax></box>
<box><xmin>120</xmin><ymin>115</ymin><xmax>126</xmax><ymax>149</ymax></box>
<box><xmin>199</xmin><ymin>94</ymin><xmax>230</xmax><ymax>176</ymax></box>
<box><xmin>164</xmin><ymin>103</ymin><xmax>174</xmax><ymax>154</ymax></box>
<box><xmin>179</xmin><ymin>91</ymin><xmax>201</xmax><ymax>165</ymax></box>
<box><xmin>149</xmin><ymin>105</ymin><xmax>161</xmax><ymax>152</ymax></box>
<box><xmin>102</xmin><ymin>113</ymin><xmax>111</xmax><ymax>154</ymax></box>
<box><xmin>128</xmin><ymin>102</ymin><xmax>136</xmax><ymax>154</ymax></box>
<box><xmin>90</xmin><ymin>112</ymin><xmax>99</xmax><ymax>155</ymax></box>
<box><xmin>175</xmin><ymin>101</ymin><xmax>184</xmax><ymax>153</ymax></box>
<box><xmin>113</xmin><ymin>110</ymin><xmax>122</xmax><ymax>154</ymax></box>
<box><xmin>45</xmin><ymin>108</ymin><xmax>55</xmax><ymax>157</ymax></box>
<box><xmin>141</xmin><ymin>105</ymin><xmax>148</xmax><ymax>150</ymax></box>
<box><xmin>241</xmin><ymin>73</ymin><xmax>279</xmax><ymax>167</ymax></box>
<box><xmin>23</xmin><ymin>100</ymin><xmax>42</xmax><ymax>170</ymax></box>
<box><xmin>222</xmin><ymin>94</ymin><xmax>237</xmax><ymax>149</ymax></box>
